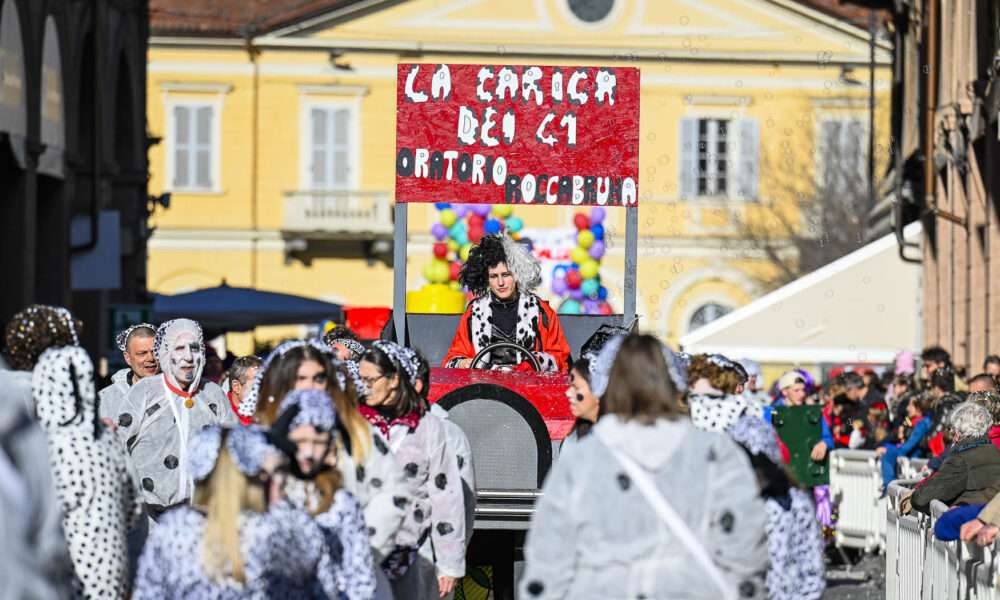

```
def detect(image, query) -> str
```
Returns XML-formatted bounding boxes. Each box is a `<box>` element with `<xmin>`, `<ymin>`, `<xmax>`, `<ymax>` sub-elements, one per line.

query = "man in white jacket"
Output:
<box><xmin>98</xmin><ymin>323</ymin><xmax>158</xmax><ymax>424</ymax></box>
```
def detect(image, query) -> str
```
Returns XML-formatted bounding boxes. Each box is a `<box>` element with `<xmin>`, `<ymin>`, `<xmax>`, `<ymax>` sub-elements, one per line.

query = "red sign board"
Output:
<box><xmin>394</xmin><ymin>64</ymin><xmax>640</xmax><ymax>206</ymax></box>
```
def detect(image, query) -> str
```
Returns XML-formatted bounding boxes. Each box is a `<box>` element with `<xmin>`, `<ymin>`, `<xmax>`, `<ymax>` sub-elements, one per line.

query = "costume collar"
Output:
<box><xmin>163</xmin><ymin>373</ymin><xmax>195</xmax><ymax>399</ymax></box>
<box><xmin>358</xmin><ymin>403</ymin><xmax>420</xmax><ymax>438</ymax></box>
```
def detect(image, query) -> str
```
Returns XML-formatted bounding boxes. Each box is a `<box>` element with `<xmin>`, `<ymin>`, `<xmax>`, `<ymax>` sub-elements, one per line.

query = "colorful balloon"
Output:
<box><xmin>485</xmin><ymin>219</ymin><xmax>503</xmax><ymax>234</ymax></box>
<box><xmin>598</xmin><ymin>286</ymin><xmax>608</xmax><ymax>300</ymax></box>
<box><xmin>460</xmin><ymin>243</ymin><xmax>473</xmax><ymax>262</ymax></box>
<box><xmin>440</xmin><ymin>209</ymin><xmax>457</xmax><ymax>228</ymax></box>
<box><xmin>449</xmin><ymin>261</ymin><xmax>462</xmax><ymax>281</ymax></box>
<box><xmin>551</xmin><ymin>277</ymin><xmax>568</xmax><ymax>295</ymax></box>
<box><xmin>559</xmin><ymin>299</ymin><xmax>582</xmax><ymax>315</ymax></box>
<box><xmin>598</xmin><ymin>301</ymin><xmax>614</xmax><ymax>315</ymax></box>
<box><xmin>435</xmin><ymin>202</ymin><xmax>452</xmax><ymax>211</ymax></box>
<box><xmin>431</xmin><ymin>223</ymin><xmax>447</xmax><ymax>241</ymax></box>
<box><xmin>505</xmin><ymin>216</ymin><xmax>524</xmax><ymax>233</ymax></box>
<box><xmin>570</xmin><ymin>246</ymin><xmax>589</xmax><ymax>265</ymax></box>
<box><xmin>473</xmin><ymin>204</ymin><xmax>492</xmax><ymax>217</ymax></box>
<box><xmin>453</xmin><ymin>204</ymin><xmax>469</xmax><ymax>218</ymax></box>
<box><xmin>581</xmin><ymin>278</ymin><xmax>600</xmax><ymax>298</ymax></box>
<box><xmin>579</xmin><ymin>259</ymin><xmax>600</xmax><ymax>280</ymax></box>
<box><xmin>569</xmin><ymin>288</ymin><xmax>585</xmax><ymax>301</ymax></box>
<box><xmin>591</xmin><ymin>224</ymin><xmax>605</xmax><ymax>241</ymax></box>
<box><xmin>552</xmin><ymin>264</ymin><xmax>569</xmax><ymax>279</ymax></box>
<box><xmin>583</xmin><ymin>299</ymin><xmax>600</xmax><ymax>314</ymax></box>
<box><xmin>447</xmin><ymin>239</ymin><xmax>459</xmax><ymax>253</ymax></box>
<box><xmin>433</xmin><ymin>242</ymin><xmax>448</xmax><ymax>259</ymax></box>
<box><xmin>589</xmin><ymin>240</ymin><xmax>606</xmax><ymax>260</ymax></box>
<box><xmin>566</xmin><ymin>270</ymin><xmax>583</xmax><ymax>289</ymax></box>
<box><xmin>432</xmin><ymin>259</ymin><xmax>451</xmax><ymax>284</ymax></box>
<box><xmin>493</xmin><ymin>205</ymin><xmax>513</xmax><ymax>218</ymax></box>
<box><xmin>469</xmin><ymin>227</ymin><xmax>484</xmax><ymax>244</ymax></box>
<box><xmin>573</xmin><ymin>213</ymin><xmax>590</xmax><ymax>231</ymax></box>
<box><xmin>467</xmin><ymin>213</ymin><xmax>485</xmax><ymax>228</ymax></box>
<box><xmin>577</xmin><ymin>229</ymin><xmax>595</xmax><ymax>249</ymax></box>
<box><xmin>590</xmin><ymin>206</ymin><xmax>606</xmax><ymax>224</ymax></box>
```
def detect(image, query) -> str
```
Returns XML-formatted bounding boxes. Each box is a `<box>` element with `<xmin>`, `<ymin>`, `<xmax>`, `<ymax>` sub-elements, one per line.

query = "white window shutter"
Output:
<box><xmin>678</xmin><ymin>117</ymin><xmax>698</xmax><ymax>199</ymax></box>
<box><xmin>173</xmin><ymin>105</ymin><xmax>190</xmax><ymax>188</ymax></box>
<box><xmin>195</xmin><ymin>106</ymin><xmax>213</xmax><ymax>188</ymax></box>
<box><xmin>737</xmin><ymin>118</ymin><xmax>759</xmax><ymax>200</ymax></box>
<box><xmin>310</xmin><ymin>108</ymin><xmax>327</xmax><ymax>188</ymax></box>
<box><xmin>333</xmin><ymin>108</ymin><xmax>350</xmax><ymax>187</ymax></box>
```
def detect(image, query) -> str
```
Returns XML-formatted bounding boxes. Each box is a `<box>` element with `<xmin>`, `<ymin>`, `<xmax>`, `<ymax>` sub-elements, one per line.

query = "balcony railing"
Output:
<box><xmin>283</xmin><ymin>190</ymin><xmax>393</xmax><ymax>237</ymax></box>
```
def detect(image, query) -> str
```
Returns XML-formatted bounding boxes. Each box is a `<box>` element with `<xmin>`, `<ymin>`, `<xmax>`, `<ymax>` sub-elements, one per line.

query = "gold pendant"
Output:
<box><xmin>184</xmin><ymin>398</ymin><xmax>194</xmax><ymax>409</ymax></box>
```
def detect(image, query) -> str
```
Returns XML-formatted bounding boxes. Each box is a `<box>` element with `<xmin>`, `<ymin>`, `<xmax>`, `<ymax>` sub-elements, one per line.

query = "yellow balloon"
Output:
<box><xmin>422</xmin><ymin>262</ymin><xmax>436</xmax><ymax>281</ymax></box>
<box><xmin>433</xmin><ymin>261</ymin><xmax>451</xmax><ymax>284</ymax></box>
<box><xmin>580</xmin><ymin>259</ymin><xmax>600</xmax><ymax>280</ymax></box>
<box><xmin>450</xmin><ymin>281</ymin><xmax>462</xmax><ymax>291</ymax></box>
<box><xmin>460</xmin><ymin>243</ymin><xmax>473</xmax><ymax>262</ymax></box>
<box><xmin>493</xmin><ymin>205</ymin><xmax>513</xmax><ymax>218</ymax></box>
<box><xmin>440</xmin><ymin>209</ymin><xmax>457</xmax><ymax>228</ymax></box>
<box><xmin>447</xmin><ymin>239</ymin><xmax>459</xmax><ymax>253</ymax></box>
<box><xmin>577</xmin><ymin>229</ymin><xmax>595</xmax><ymax>249</ymax></box>
<box><xmin>570</xmin><ymin>246</ymin><xmax>589</xmax><ymax>265</ymax></box>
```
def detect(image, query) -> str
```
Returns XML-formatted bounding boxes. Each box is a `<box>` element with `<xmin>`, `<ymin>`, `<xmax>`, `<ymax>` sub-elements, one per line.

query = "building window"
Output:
<box><xmin>306</xmin><ymin>105</ymin><xmax>353</xmax><ymax>190</ymax></box>
<box><xmin>567</xmin><ymin>0</ymin><xmax>616</xmax><ymax>23</ymax></box>
<box><xmin>688</xmin><ymin>302</ymin><xmax>731</xmax><ymax>332</ymax></box>
<box><xmin>817</xmin><ymin>117</ymin><xmax>866</xmax><ymax>197</ymax></box>
<box><xmin>169</xmin><ymin>102</ymin><xmax>217</xmax><ymax>191</ymax></box>
<box><xmin>679</xmin><ymin>116</ymin><xmax>759</xmax><ymax>201</ymax></box>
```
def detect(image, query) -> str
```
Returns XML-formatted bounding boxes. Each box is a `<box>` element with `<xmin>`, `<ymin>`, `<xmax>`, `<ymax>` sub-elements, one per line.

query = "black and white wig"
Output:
<box><xmin>459</xmin><ymin>234</ymin><xmax>541</xmax><ymax>297</ymax></box>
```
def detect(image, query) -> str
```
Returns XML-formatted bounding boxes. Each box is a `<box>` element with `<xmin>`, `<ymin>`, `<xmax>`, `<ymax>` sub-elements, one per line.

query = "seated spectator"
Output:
<box><xmin>876</xmin><ymin>394</ymin><xmax>933</xmax><ymax>490</ymax></box>
<box><xmin>910</xmin><ymin>402</ymin><xmax>1000</xmax><ymax>515</ymax></box>
<box><xmin>960</xmin><ymin>491</ymin><xmax>1000</xmax><ymax>545</ymax></box>
<box><xmin>934</xmin><ymin>503</ymin><xmax>985</xmax><ymax>541</ymax></box>
<box><xmin>926</xmin><ymin>366</ymin><xmax>965</xmax><ymax>458</ymax></box>
<box><xmin>969</xmin><ymin>390</ymin><xmax>1000</xmax><ymax>450</ymax></box>
<box><xmin>888</xmin><ymin>373</ymin><xmax>916</xmax><ymax>431</ymax></box>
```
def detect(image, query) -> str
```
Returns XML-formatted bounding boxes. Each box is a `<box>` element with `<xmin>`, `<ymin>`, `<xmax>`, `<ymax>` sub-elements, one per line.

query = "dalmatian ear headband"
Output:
<box><xmin>153</xmin><ymin>319</ymin><xmax>205</xmax><ymax>358</ymax></box>
<box><xmin>115</xmin><ymin>323</ymin><xmax>156</xmax><ymax>352</ymax></box>
<box><xmin>239</xmin><ymin>338</ymin><xmax>345</xmax><ymax>419</ymax></box>
<box><xmin>589</xmin><ymin>335</ymin><xmax>689</xmax><ymax>397</ymax></box>
<box><xmin>187</xmin><ymin>425</ymin><xmax>275</xmax><ymax>482</ymax></box>
<box><xmin>279</xmin><ymin>389</ymin><xmax>338</xmax><ymax>432</ymax></box>
<box><xmin>14</xmin><ymin>305</ymin><xmax>80</xmax><ymax>346</ymax></box>
<box><xmin>330</xmin><ymin>338</ymin><xmax>365</xmax><ymax>360</ymax></box>
<box><xmin>371</xmin><ymin>340</ymin><xmax>420</xmax><ymax>388</ymax></box>
<box><xmin>707</xmin><ymin>353</ymin><xmax>748</xmax><ymax>384</ymax></box>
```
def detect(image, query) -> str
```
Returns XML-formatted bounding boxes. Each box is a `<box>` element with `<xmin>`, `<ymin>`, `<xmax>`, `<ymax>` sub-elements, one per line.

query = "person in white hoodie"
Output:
<box><xmin>98</xmin><ymin>323</ymin><xmax>159</xmax><ymax>425</ymax></box>
<box><xmin>520</xmin><ymin>334</ymin><xmax>769</xmax><ymax>600</ymax></box>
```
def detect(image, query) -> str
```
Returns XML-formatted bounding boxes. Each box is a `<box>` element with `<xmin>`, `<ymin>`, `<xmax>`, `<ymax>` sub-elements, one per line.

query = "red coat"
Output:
<box><xmin>443</xmin><ymin>293</ymin><xmax>571</xmax><ymax>372</ymax></box>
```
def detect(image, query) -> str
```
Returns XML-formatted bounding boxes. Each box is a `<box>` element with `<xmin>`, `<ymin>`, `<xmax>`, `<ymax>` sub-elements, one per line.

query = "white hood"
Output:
<box><xmin>593</xmin><ymin>414</ymin><xmax>690</xmax><ymax>471</ymax></box>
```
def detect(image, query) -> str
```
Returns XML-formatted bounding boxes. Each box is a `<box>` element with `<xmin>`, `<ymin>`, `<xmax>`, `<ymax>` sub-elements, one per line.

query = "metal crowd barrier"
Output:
<box><xmin>885</xmin><ymin>480</ymin><xmax>1000</xmax><ymax>599</ymax></box>
<box><xmin>830</xmin><ymin>449</ymin><xmax>886</xmax><ymax>552</ymax></box>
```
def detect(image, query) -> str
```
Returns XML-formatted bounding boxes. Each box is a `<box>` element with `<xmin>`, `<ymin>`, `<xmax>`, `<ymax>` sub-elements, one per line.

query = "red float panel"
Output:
<box><xmin>427</xmin><ymin>367</ymin><xmax>575</xmax><ymax>441</ymax></box>
<box><xmin>395</xmin><ymin>64</ymin><xmax>640</xmax><ymax>207</ymax></box>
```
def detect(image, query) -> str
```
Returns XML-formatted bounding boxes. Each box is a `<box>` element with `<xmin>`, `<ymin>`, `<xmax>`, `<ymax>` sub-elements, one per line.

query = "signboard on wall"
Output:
<box><xmin>395</xmin><ymin>64</ymin><xmax>640</xmax><ymax>206</ymax></box>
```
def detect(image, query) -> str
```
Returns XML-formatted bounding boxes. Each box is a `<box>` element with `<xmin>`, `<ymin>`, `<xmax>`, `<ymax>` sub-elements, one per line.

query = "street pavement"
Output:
<box><xmin>823</xmin><ymin>553</ymin><xmax>885</xmax><ymax>600</ymax></box>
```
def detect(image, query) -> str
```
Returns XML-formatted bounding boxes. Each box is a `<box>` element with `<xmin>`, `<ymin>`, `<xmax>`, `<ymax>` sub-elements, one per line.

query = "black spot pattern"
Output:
<box><xmin>526</xmin><ymin>581</ymin><xmax>544</xmax><ymax>596</ymax></box>
<box><xmin>436</xmin><ymin>522</ymin><xmax>454</xmax><ymax>536</ymax></box>
<box><xmin>208</xmin><ymin>403</ymin><xmax>218</xmax><ymax>415</ymax></box>
<box><xmin>435</xmin><ymin>473</ymin><xmax>448</xmax><ymax>490</ymax></box>
<box><xmin>142</xmin><ymin>478</ymin><xmax>155</xmax><ymax>491</ymax></box>
<box><xmin>163</xmin><ymin>455</ymin><xmax>179</xmax><ymax>470</ymax></box>
<box><xmin>404</xmin><ymin>462</ymin><xmax>419</xmax><ymax>477</ymax></box>
<box><xmin>720</xmin><ymin>511</ymin><xmax>735</xmax><ymax>533</ymax></box>
<box><xmin>118</xmin><ymin>413</ymin><xmax>133</xmax><ymax>428</ymax></box>
<box><xmin>145</xmin><ymin>403</ymin><xmax>161</xmax><ymax>417</ymax></box>
<box><xmin>373</xmin><ymin>435</ymin><xmax>389</xmax><ymax>455</ymax></box>
<box><xmin>367</xmin><ymin>526</ymin><xmax>376</xmax><ymax>537</ymax></box>
<box><xmin>739</xmin><ymin>581</ymin><xmax>756</xmax><ymax>598</ymax></box>
<box><xmin>616</xmin><ymin>473</ymin><xmax>631</xmax><ymax>491</ymax></box>
<box><xmin>393</xmin><ymin>496</ymin><xmax>409</xmax><ymax>509</ymax></box>
<box><xmin>355</xmin><ymin>465</ymin><xmax>365</xmax><ymax>482</ymax></box>
<box><xmin>457</xmin><ymin>454</ymin><xmax>465</xmax><ymax>469</ymax></box>
<box><xmin>414</xmin><ymin>508</ymin><xmax>425</xmax><ymax>523</ymax></box>
<box><xmin>371</xmin><ymin>478</ymin><xmax>383</xmax><ymax>489</ymax></box>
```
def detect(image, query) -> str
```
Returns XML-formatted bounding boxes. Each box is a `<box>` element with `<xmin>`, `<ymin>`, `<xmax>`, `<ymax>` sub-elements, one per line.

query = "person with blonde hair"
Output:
<box><xmin>133</xmin><ymin>425</ymin><xmax>338</xmax><ymax>598</ymax></box>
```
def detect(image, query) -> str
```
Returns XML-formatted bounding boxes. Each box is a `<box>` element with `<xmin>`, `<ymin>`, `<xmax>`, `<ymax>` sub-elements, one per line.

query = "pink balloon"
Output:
<box><xmin>551</xmin><ymin>278</ymin><xmax>568</xmax><ymax>295</ymax></box>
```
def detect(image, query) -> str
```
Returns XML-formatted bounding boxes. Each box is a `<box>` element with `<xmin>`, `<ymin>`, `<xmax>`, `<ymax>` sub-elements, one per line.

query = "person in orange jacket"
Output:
<box><xmin>443</xmin><ymin>234</ymin><xmax>570</xmax><ymax>373</ymax></box>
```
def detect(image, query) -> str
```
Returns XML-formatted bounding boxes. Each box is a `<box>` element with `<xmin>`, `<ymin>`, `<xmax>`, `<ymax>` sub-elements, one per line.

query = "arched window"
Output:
<box><xmin>566</xmin><ymin>0</ymin><xmax>616</xmax><ymax>24</ymax></box>
<box><xmin>688</xmin><ymin>303</ymin><xmax>731</xmax><ymax>332</ymax></box>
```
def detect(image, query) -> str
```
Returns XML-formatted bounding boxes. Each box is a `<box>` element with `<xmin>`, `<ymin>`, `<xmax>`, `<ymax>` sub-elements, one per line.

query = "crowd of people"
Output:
<box><xmin>7</xmin><ymin>236</ymin><xmax>1000</xmax><ymax>599</ymax></box>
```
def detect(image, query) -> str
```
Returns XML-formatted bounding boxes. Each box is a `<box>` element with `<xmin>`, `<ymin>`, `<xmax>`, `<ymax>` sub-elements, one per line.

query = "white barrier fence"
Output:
<box><xmin>829</xmin><ymin>450</ymin><xmax>929</xmax><ymax>553</ymax></box>
<box><xmin>884</xmin><ymin>481</ymin><xmax>1000</xmax><ymax>599</ymax></box>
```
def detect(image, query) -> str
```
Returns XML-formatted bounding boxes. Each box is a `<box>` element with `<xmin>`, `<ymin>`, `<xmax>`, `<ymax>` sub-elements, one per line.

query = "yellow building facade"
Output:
<box><xmin>147</xmin><ymin>0</ymin><xmax>891</xmax><ymax>355</ymax></box>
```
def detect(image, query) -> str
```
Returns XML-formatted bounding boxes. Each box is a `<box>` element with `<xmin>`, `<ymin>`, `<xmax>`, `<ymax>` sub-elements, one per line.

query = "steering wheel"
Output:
<box><xmin>470</xmin><ymin>342</ymin><xmax>541</xmax><ymax>372</ymax></box>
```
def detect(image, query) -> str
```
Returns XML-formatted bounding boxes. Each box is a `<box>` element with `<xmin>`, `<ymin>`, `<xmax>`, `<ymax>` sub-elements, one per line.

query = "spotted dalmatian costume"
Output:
<box><xmin>32</xmin><ymin>346</ymin><xmax>140</xmax><ymax>599</ymax></box>
<box><xmin>442</xmin><ymin>292</ymin><xmax>569</xmax><ymax>373</ymax></box>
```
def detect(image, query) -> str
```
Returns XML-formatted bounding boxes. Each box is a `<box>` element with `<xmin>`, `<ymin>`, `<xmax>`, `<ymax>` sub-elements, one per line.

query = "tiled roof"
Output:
<box><xmin>149</xmin><ymin>0</ymin><xmax>882</xmax><ymax>38</ymax></box>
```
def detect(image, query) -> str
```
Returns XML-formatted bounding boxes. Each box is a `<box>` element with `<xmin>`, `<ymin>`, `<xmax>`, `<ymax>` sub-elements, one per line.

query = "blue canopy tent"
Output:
<box><xmin>151</xmin><ymin>283</ymin><xmax>343</xmax><ymax>333</ymax></box>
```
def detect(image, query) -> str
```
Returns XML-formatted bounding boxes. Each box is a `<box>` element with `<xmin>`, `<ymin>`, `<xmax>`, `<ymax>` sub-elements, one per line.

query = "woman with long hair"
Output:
<box><xmin>238</xmin><ymin>340</ymin><xmax>410</xmax><ymax>566</ymax></box>
<box><xmin>520</xmin><ymin>334</ymin><xmax>768</xmax><ymax>599</ymax></box>
<box><xmin>358</xmin><ymin>341</ymin><xmax>466</xmax><ymax>600</ymax></box>
<box><xmin>269</xmin><ymin>389</ymin><xmax>376</xmax><ymax>600</ymax></box>
<box><xmin>132</xmin><ymin>425</ymin><xmax>336</xmax><ymax>598</ymax></box>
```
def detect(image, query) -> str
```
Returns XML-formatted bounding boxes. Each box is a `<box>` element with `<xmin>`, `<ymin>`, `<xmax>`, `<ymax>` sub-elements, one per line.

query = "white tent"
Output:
<box><xmin>679</xmin><ymin>222</ymin><xmax>922</xmax><ymax>364</ymax></box>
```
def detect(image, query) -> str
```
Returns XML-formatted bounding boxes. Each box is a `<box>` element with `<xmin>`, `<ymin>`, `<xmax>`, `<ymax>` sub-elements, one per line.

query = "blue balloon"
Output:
<box><xmin>598</xmin><ymin>286</ymin><xmax>608</xmax><ymax>300</ymax></box>
<box><xmin>559</xmin><ymin>299</ymin><xmax>582</xmax><ymax>315</ymax></box>
<box><xmin>435</xmin><ymin>202</ymin><xmax>452</xmax><ymax>211</ymax></box>
<box><xmin>581</xmin><ymin>278</ymin><xmax>600</xmax><ymax>298</ymax></box>
<box><xmin>590</xmin><ymin>224</ymin><xmax>605</xmax><ymax>241</ymax></box>
<box><xmin>485</xmin><ymin>219</ymin><xmax>503</xmax><ymax>234</ymax></box>
<box><xmin>506</xmin><ymin>216</ymin><xmax>524</xmax><ymax>233</ymax></box>
<box><xmin>552</xmin><ymin>265</ymin><xmax>569</xmax><ymax>279</ymax></box>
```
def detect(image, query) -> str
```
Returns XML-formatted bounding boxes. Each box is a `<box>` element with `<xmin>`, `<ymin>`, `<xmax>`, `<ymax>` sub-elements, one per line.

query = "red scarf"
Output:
<box><xmin>359</xmin><ymin>404</ymin><xmax>420</xmax><ymax>439</ymax></box>
<box><xmin>227</xmin><ymin>391</ymin><xmax>253</xmax><ymax>426</ymax></box>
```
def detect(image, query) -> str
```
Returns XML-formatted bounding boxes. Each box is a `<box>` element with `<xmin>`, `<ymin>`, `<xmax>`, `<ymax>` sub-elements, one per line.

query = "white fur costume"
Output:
<box><xmin>32</xmin><ymin>346</ymin><xmax>140</xmax><ymax>599</ymax></box>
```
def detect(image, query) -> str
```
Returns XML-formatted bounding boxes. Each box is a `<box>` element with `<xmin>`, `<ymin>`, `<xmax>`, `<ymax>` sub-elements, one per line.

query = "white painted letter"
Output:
<box><xmin>431</xmin><ymin>64</ymin><xmax>451</xmax><ymax>100</ymax></box>
<box><xmin>457</xmin><ymin>106</ymin><xmax>478</xmax><ymax>146</ymax></box>
<box><xmin>559</xmin><ymin>112</ymin><xmax>577</xmax><ymax>147</ymax></box>
<box><xmin>472</xmin><ymin>154</ymin><xmax>487</xmax><ymax>184</ymax></box>
<box><xmin>595</xmin><ymin>68</ymin><xmax>617</xmax><ymax>106</ymax></box>
<box><xmin>476</xmin><ymin>67</ymin><xmax>494</xmax><ymax>102</ymax></box>
<box><xmin>405</xmin><ymin>65</ymin><xmax>428</xmax><ymax>103</ymax></box>
<box><xmin>481</xmin><ymin>107</ymin><xmax>499</xmax><ymax>147</ymax></box>
<box><xmin>568</xmin><ymin>70</ymin><xmax>588</xmax><ymax>105</ymax></box>
<box><xmin>415</xmin><ymin>148</ymin><xmax>430</xmax><ymax>177</ymax></box>
<box><xmin>521</xmin><ymin>66</ymin><xmax>543</xmax><ymax>106</ymax></box>
<box><xmin>497</xmin><ymin>66</ymin><xmax>519</xmax><ymax>101</ymax></box>
<box><xmin>492</xmin><ymin>157</ymin><xmax>507</xmax><ymax>186</ymax></box>
<box><xmin>535</xmin><ymin>111</ymin><xmax>557</xmax><ymax>147</ymax></box>
<box><xmin>501</xmin><ymin>109</ymin><xmax>516</xmax><ymax>146</ymax></box>
<box><xmin>443</xmin><ymin>150</ymin><xmax>459</xmax><ymax>180</ymax></box>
